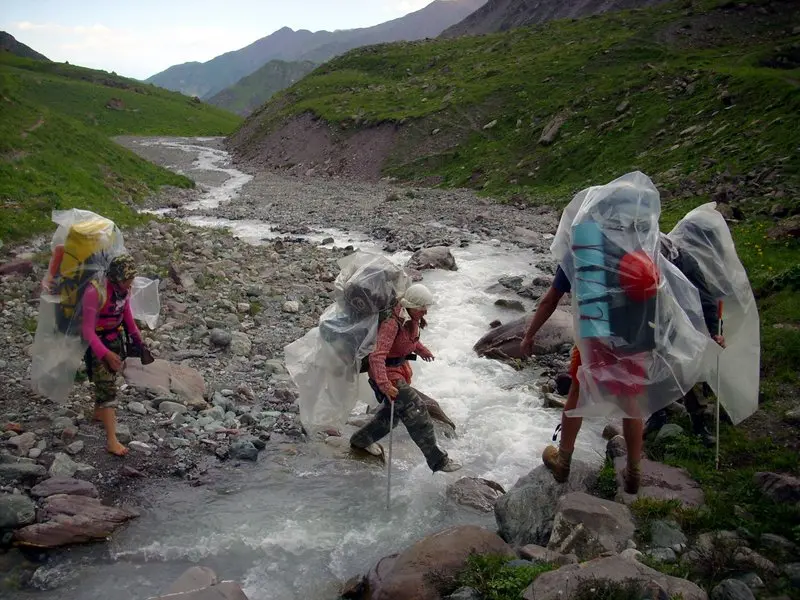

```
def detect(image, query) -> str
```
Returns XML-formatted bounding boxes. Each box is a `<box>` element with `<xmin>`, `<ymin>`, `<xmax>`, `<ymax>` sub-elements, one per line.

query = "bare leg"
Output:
<box><xmin>96</xmin><ymin>407</ymin><xmax>128</xmax><ymax>456</ymax></box>
<box><xmin>542</xmin><ymin>376</ymin><xmax>583</xmax><ymax>482</ymax></box>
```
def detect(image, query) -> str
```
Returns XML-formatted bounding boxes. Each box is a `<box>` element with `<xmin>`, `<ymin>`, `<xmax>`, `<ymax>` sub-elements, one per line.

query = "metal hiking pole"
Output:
<box><xmin>715</xmin><ymin>300</ymin><xmax>723</xmax><ymax>471</ymax></box>
<box><xmin>387</xmin><ymin>398</ymin><xmax>395</xmax><ymax>510</ymax></box>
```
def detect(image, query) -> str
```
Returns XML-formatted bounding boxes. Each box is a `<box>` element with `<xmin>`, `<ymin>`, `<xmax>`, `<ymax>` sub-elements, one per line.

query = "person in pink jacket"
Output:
<box><xmin>82</xmin><ymin>254</ymin><xmax>147</xmax><ymax>456</ymax></box>
<box><xmin>349</xmin><ymin>283</ymin><xmax>461</xmax><ymax>473</ymax></box>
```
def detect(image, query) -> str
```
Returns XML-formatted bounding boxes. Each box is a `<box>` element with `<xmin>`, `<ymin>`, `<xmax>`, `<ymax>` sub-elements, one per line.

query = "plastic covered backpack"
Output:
<box><xmin>285</xmin><ymin>252</ymin><xmax>409</xmax><ymax>434</ymax></box>
<box><xmin>30</xmin><ymin>210</ymin><xmax>126</xmax><ymax>403</ymax></box>
<box><xmin>551</xmin><ymin>172</ymin><xmax>715</xmax><ymax>419</ymax></box>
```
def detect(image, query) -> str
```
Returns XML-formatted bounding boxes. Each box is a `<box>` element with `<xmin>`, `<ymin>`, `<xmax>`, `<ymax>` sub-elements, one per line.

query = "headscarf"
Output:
<box><xmin>399</xmin><ymin>283</ymin><xmax>434</xmax><ymax>310</ymax></box>
<box><xmin>108</xmin><ymin>254</ymin><xmax>136</xmax><ymax>284</ymax></box>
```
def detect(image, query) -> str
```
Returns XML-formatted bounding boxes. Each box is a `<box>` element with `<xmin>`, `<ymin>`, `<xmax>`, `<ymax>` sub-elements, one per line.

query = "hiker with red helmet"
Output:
<box><xmin>521</xmin><ymin>172</ymin><xmax>711</xmax><ymax>493</ymax></box>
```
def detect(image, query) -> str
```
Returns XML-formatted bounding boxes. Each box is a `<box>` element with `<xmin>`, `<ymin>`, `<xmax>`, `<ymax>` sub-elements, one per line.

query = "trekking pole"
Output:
<box><xmin>715</xmin><ymin>300</ymin><xmax>723</xmax><ymax>471</ymax></box>
<box><xmin>387</xmin><ymin>398</ymin><xmax>395</xmax><ymax>510</ymax></box>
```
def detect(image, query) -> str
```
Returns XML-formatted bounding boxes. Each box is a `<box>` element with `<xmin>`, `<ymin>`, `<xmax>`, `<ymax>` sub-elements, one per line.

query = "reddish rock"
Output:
<box><xmin>614</xmin><ymin>457</ymin><xmax>704</xmax><ymax>508</ymax></box>
<box><xmin>0</xmin><ymin>259</ymin><xmax>34</xmax><ymax>276</ymax></box>
<box><xmin>30</xmin><ymin>477</ymin><xmax>99</xmax><ymax>498</ymax></box>
<box><xmin>367</xmin><ymin>525</ymin><xmax>514</xmax><ymax>600</ymax></box>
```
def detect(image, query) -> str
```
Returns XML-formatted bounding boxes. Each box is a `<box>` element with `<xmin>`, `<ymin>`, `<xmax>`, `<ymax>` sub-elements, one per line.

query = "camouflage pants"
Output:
<box><xmin>683</xmin><ymin>383</ymin><xmax>712</xmax><ymax>419</ymax></box>
<box><xmin>350</xmin><ymin>380</ymin><xmax>448</xmax><ymax>472</ymax></box>
<box><xmin>85</xmin><ymin>335</ymin><xmax>124</xmax><ymax>409</ymax></box>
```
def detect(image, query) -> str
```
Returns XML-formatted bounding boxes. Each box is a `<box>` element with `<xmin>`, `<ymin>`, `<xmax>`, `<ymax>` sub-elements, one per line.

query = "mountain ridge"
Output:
<box><xmin>146</xmin><ymin>0</ymin><xmax>486</xmax><ymax>99</ymax></box>
<box><xmin>0</xmin><ymin>31</ymin><xmax>50</xmax><ymax>62</ymax></box>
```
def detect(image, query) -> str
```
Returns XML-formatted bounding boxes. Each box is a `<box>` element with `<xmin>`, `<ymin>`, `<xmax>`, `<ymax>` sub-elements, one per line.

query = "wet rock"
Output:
<box><xmin>30</xmin><ymin>562</ymin><xmax>81</xmax><ymax>591</ymax></box>
<box><xmin>474</xmin><ymin>310</ymin><xmax>572</xmax><ymax>362</ymax></box>
<box><xmin>753</xmin><ymin>472</ymin><xmax>800</xmax><ymax>504</ymax></box>
<box><xmin>15</xmin><ymin>494</ymin><xmax>138</xmax><ymax>548</ymax></box>
<box><xmin>711</xmin><ymin>579</ymin><xmax>755</xmax><ymax>600</ymax></box>
<box><xmin>367</xmin><ymin>525</ymin><xmax>513</xmax><ymax>600</ymax></box>
<box><xmin>31</xmin><ymin>477</ymin><xmax>98</xmax><ymax>498</ymax></box>
<box><xmin>229</xmin><ymin>332</ymin><xmax>252</xmax><ymax>357</ymax></box>
<box><xmin>544</xmin><ymin>393</ymin><xmax>566</xmax><ymax>409</ymax></box>
<box><xmin>230</xmin><ymin>440</ymin><xmax>258</xmax><ymax>461</ymax></box>
<box><xmin>649</xmin><ymin>520</ymin><xmax>687</xmax><ymax>552</ymax></box>
<box><xmin>209</xmin><ymin>329</ymin><xmax>232</xmax><ymax>347</ymax></box>
<box><xmin>166</xmin><ymin>566</ymin><xmax>218</xmax><ymax>594</ymax></box>
<box><xmin>0</xmin><ymin>493</ymin><xmax>36</xmax><ymax>529</ymax></box>
<box><xmin>518</xmin><ymin>544</ymin><xmax>578</xmax><ymax>566</ymax></box>
<box><xmin>554</xmin><ymin>373</ymin><xmax>571</xmax><ymax>396</ymax></box>
<box><xmin>146</xmin><ymin>581</ymin><xmax>249</xmax><ymax>600</ymax></box>
<box><xmin>0</xmin><ymin>461</ymin><xmax>47</xmax><ymax>485</ymax></box>
<box><xmin>446</xmin><ymin>477</ymin><xmax>505</xmax><ymax>513</ymax></box>
<box><xmin>524</xmin><ymin>555</ymin><xmax>707</xmax><ymax>600</ymax></box>
<box><xmin>494</xmin><ymin>298</ymin><xmax>526</xmax><ymax>312</ymax></box>
<box><xmin>406</xmin><ymin>246</ymin><xmax>457</xmax><ymax>271</ymax></box>
<box><xmin>614</xmin><ymin>457</ymin><xmax>704</xmax><ymax>508</ymax></box>
<box><xmin>606</xmin><ymin>435</ymin><xmax>627</xmax><ymax>460</ymax></box>
<box><xmin>546</xmin><ymin>492</ymin><xmax>635</xmax><ymax>560</ymax></box>
<box><xmin>415</xmin><ymin>388</ymin><xmax>456</xmax><ymax>429</ymax></box>
<box><xmin>495</xmin><ymin>461</ymin><xmax>598</xmax><ymax>546</ymax></box>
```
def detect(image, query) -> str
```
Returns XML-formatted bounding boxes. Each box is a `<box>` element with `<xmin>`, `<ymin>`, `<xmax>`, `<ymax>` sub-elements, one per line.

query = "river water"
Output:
<box><xmin>17</xmin><ymin>138</ymin><xmax>606</xmax><ymax>600</ymax></box>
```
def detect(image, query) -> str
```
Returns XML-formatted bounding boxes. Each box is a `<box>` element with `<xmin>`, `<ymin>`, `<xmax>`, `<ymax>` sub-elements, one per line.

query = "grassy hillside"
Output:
<box><xmin>208</xmin><ymin>60</ymin><xmax>317</xmax><ymax>116</ymax></box>
<box><xmin>233</xmin><ymin>0</ymin><xmax>800</xmax><ymax>579</ymax></box>
<box><xmin>0</xmin><ymin>53</ymin><xmax>242</xmax><ymax>242</ymax></box>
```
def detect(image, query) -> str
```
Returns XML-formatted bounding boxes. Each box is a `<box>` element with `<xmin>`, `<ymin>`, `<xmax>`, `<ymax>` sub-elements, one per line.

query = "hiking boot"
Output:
<box><xmin>623</xmin><ymin>462</ymin><xmax>641</xmax><ymax>495</ymax></box>
<box><xmin>437</xmin><ymin>458</ymin><xmax>462</xmax><ymax>473</ymax></box>
<box><xmin>542</xmin><ymin>445</ymin><xmax>572</xmax><ymax>483</ymax></box>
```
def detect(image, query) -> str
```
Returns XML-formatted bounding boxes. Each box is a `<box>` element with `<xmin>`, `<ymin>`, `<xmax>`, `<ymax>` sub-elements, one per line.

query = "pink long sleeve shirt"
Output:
<box><xmin>81</xmin><ymin>281</ymin><xmax>141</xmax><ymax>360</ymax></box>
<box><xmin>368</xmin><ymin>304</ymin><xmax>431</xmax><ymax>392</ymax></box>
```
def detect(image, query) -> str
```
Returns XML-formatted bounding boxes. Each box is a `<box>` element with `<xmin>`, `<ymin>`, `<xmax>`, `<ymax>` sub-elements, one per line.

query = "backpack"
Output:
<box><xmin>50</xmin><ymin>216</ymin><xmax>118</xmax><ymax>335</ymax></box>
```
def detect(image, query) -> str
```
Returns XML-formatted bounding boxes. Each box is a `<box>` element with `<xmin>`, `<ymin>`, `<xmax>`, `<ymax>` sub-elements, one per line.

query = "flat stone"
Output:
<box><xmin>614</xmin><ymin>457</ymin><xmax>704</xmax><ymax>508</ymax></box>
<box><xmin>546</xmin><ymin>492</ymin><xmax>635</xmax><ymax>560</ymax></box>
<box><xmin>65</xmin><ymin>441</ymin><xmax>84</xmax><ymax>455</ymax></box>
<box><xmin>49</xmin><ymin>453</ymin><xmax>79</xmax><ymax>478</ymax></box>
<box><xmin>166</xmin><ymin>566</ymin><xmax>219</xmax><ymax>594</ymax></box>
<box><xmin>0</xmin><ymin>460</ymin><xmax>47</xmax><ymax>485</ymax></box>
<box><xmin>524</xmin><ymin>555</ymin><xmax>707</xmax><ymax>600</ymax></box>
<box><xmin>0</xmin><ymin>493</ymin><xmax>36</xmax><ymax>529</ymax></box>
<box><xmin>31</xmin><ymin>477</ymin><xmax>98</xmax><ymax>498</ymax></box>
<box><xmin>6</xmin><ymin>432</ymin><xmax>37</xmax><ymax>455</ymax></box>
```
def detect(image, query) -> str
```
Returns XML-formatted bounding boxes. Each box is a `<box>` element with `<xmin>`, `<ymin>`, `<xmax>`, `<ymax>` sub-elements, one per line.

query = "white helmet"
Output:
<box><xmin>400</xmin><ymin>283</ymin><xmax>434</xmax><ymax>309</ymax></box>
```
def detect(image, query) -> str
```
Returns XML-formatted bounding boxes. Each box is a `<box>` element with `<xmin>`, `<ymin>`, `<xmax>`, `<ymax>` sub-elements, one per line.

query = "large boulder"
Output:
<box><xmin>446</xmin><ymin>478</ymin><xmax>505</xmax><ymax>513</ymax></box>
<box><xmin>14</xmin><ymin>494</ymin><xmax>138</xmax><ymax>548</ymax></box>
<box><xmin>524</xmin><ymin>555</ymin><xmax>708</xmax><ymax>600</ymax></box>
<box><xmin>495</xmin><ymin>461</ymin><xmax>598</xmax><ymax>546</ymax></box>
<box><xmin>614</xmin><ymin>458</ymin><xmax>704</xmax><ymax>508</ymax></box>
<box><xmin>753</xmin><ymin>471</ymin><xmax>800</xmax><ymax>504</ymax></box>
<box><xmin>547</xmin><ymin>492</ymin><xmax>635</xmax><ymax>560</ymax></box>
<box><xmin>473</xmin><ymin>311</ymin><xmax>573</xmax><ymax>362</ymax></box>
<box><xmin>406</xmin><ymin>247</ymin><xmax>457</xmax><ymax>272</ymax></box>
<box><xmin>366</xmin><ymin>525</ymin><xmax>514</xmax><ymax>600</ymax></box>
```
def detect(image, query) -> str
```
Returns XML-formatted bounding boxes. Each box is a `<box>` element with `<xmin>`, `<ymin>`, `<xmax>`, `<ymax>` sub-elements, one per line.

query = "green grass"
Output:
<box><xmin>455</xmin><ymin>554</ymin><xmax>556</xmax><ymax>600</ymax></box>
<box><xmin>0</xmin><ymin>53</ymin><xmax>242</xmax><ymax>242</ymax></box>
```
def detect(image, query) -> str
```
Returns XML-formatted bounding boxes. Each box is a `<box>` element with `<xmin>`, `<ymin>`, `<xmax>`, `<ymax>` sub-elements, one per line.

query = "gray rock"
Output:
<box><xmin>128</xmin><ymin>401</ymin><xmax>147</xmax><ymax>415</ymax></box>
<box><xmin>602</xmin><ymin>424</ymin><xmax>621</xmax><ymax>440</ymax></box>
<box><xmin>754</xmin><ymin>472</ymin><xmax>800</xmax><ymax>504</ymax></box>
<box><xmin>606</xmin><ymin>435</ymin><xmax>627</xmax><ymax>459</ymax></box>
<box><xmin>165</xmin><ymin>437</ymin><xmax>190</xmax><ymax>450</ymax></box>
<box><xmin>263</xmin><ymin>360</ymin><xmax>287</xmax><ymax>375</ymax></box>
<box><xmin>619</xmin><ymin>548</ymin><xmax>643</xmax><ymax>561</ymax></box>
<box><xmin>734</xmin><ymin>573</ymin><xmax>763</xmax><ymax>590</ymax></box>
<box><xmin>65</xmin><ymin>441</ymin><xmax>84</xmax><ymax>455</ymax></box>
<box><xmin>495</xmin><ymin>461</ymin><xmax>598</xmax><ymax>546</ymax></box>
<box><xmin>546</xmin><ymin>492</ymin><xmax>636</xmax><ymax>560</ymax></box>
<box><xmin>209</xmin><ymin>328</ymin><xmax>232</xmax><ymax>347</ymax></box>
<box><xmin>159</xmin><ymin>401</ymin><xmax>188</xmax><ymax>416</ymax></box>
<box><xmin>30</xmin><ymin>562</ymin><xmax>81</xmax><ymax>591</ymax></box>
<box><xmin>28</xmin><ymin>448</ymin><xmax>42</xmax><ymax>459</ymax></box>
<box><xmin>494</xmin><ymin>299</ymin><xmax>526</xmax><ymax>312</ymax></box>
<box><xmin>406</xmin><ymin>246</ymin><xmax>458</xmax><ymax>271</ymax></box>
<box><xmin>784</xmin><ymin>562</ymin><xmax>800</xmax><ymax>588</ymax></box>
<box><xmin>282</xmin><ymin>300</ymin><xmax>300</xmax><ymax>314</ymax></box>
<box><xmin>650</xmin><ymin>520</ymin><xmax>687</xmax><ymax>551</ymax></box>
<box><xmin>30</xmin><ymin>477</ymin><xmax>98</xmax><ymax>498</ymax></box>
<box><xmin>0</xmin><ymin>461</ymin><xmax>47</xmax><ymax>485</ymax></box>
<box><xmin>518</xmin><ymin>544</ymin><xmax>577</xmax><ymax>566</ymax></box>
<box><xmin>0</xmin><ymin>493</ymin><xmax>36</xmax><ymax>529</ymax></box>
<box><xmin>711</xmin><ymin>579</ymin><xmax>755</xmax><ymax>600</ymax></box>
<box><xmin>116</xmin><ymin>424</ymin><xmax>132</xmax><ymax>444</ymax></box>
<box><xmin>732</xmin><ymin>547</ymin><xmax>779</xmax><ymax>577</ymax></box>
<box><xmin>49</xmin><ymin>453</ymin><xmax>79</xmax><ymax>478</ymax></box>
<box><xmin>524</xmin><ymin>555</ymin><xmax>707</xmax><ymax>600</ymax></box>
<box><xmin>166</xmin><ymin>566</ymin><xmax>218</xmax><ymax>594</ymax></box>
<box><xmin>230</xmin><ymin>440</ymin><xmax>258</xmax><ymax>461</ymax></box>
<box><xmin>447</xmin><ymin>477</ymin><xmax>505</xmax><ymax>513</ymax></box>
<box><xmin>759</xmin><ymin>533</ymin><xmax>797</xmax><ymax>559</ymax></box>
<box><xmin>229</xmin><ymin>332</ymin><xmax>252</xmax><ymax>357</ymax></box>
<box><xmin>446</xmin><ymin>587</ymin><xmax>481</xmax><ymax>600</ymax></box>
<box><xmin>51</xmin><ymin>416</ymin><xmax>74</xmax><ymax>432</ymax></box>
<box><xmin>655</xmin><ymin>423</ymin><xmax>684</xmax><ymax>443</ymax></box>
<box><xmin>6</xmin><ymin>432</ymin><xmax>36</xmax><ymax>455</ymax></box>
<box><xmin>538</xmin><ymin>114</ymin><xmax>566</xmax><ymax>146</ymax></box>
<box><xmin>129</xmin><ymin>441</ymin><xmax>153</xmax><ymax>455</ymax></box>
<box><xmin>647</xmin><ymin>547</ymin><xmax>677</xmax><ymax>563</ymax></box>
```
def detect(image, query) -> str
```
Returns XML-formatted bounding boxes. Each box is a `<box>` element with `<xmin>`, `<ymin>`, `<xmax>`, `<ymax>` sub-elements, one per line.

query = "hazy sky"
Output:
<box><xmin>0</xmin><ymin>0</ymin><xmax>434</xmax><ymax>80</ymax></box>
